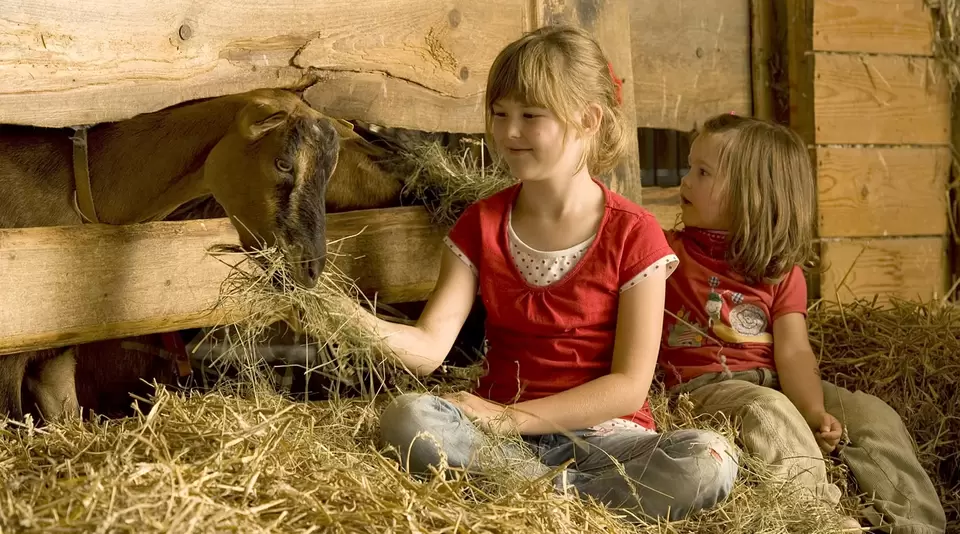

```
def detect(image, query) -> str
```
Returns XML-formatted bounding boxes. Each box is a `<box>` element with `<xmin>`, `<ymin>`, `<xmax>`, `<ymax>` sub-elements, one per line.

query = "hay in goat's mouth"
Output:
<box><xmin>396</xmin><ymin>138</ymin><xmax>516</xmax><ymax>227</ymax></box>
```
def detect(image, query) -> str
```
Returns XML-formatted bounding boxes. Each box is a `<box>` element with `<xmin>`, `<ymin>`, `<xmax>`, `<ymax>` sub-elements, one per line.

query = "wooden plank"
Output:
<box><xmin>630</xmin><ymin>0</ymin><xmax>752</xmax><ymax>132</ymax></box>
<box><xmin>535</xmin><ymin>0</ymin><xmax>642</xmax><ymax>203</ymax></box>
<box><xmin>814</xmin><ymin>53</ymin><xmax>950</xmax><ymax>145</ymax></box>
<box><xmin>820</xmin><ymin>237</ymin><xmax>948</xmax><ymax>304</ymax></box>
<box><xmin>0</xmin><ymin>207</ymin><xmax>443</xmax><ymax>356</ymax></box>
<box><xmin>0</xmin><ymin>0</ymin><xmax>527</xmax><ymax>132</ymax></box>
<box><xmin>817</xmin><ymin>146</ymin><xmax>950</xmax><ymax>237</ymax></box>
<box><xmin>642</xmin><ymin>186</ymin><xmax>682</xmax><ymax>230</ymax></box>
<box><xmin>813</xmin><ymin>0</ymin><xmax>933</xmax><ymax>55</ymax></box>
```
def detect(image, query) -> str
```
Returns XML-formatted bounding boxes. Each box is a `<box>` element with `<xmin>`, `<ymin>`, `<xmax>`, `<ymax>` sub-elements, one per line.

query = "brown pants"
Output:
<box><xmin>673</xmin><ymin>370</ymin><xmax>946</xmax><ymax>534</ymax></box>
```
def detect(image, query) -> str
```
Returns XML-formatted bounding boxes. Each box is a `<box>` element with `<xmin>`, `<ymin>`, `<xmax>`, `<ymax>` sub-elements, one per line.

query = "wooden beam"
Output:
<box><xmin>784</xmin><ymin>0</ymin><xmax>820</xmax><ymax>300</ymax></box>
<box><xmin>812</xmin><ymin>0</ymin><xmax>934</xmax><ymax>56</ymax></box>
<box><xmin>0</xmin><ymin>0</ymin><xmax>528</xmax><ymax>132</ymax></box>
<box><xmin>820</xmin><ymin>236</ymin><xmax>949</xmax><ymax>304</ymax></box>
<box><xmin>631</xmin><ymin>0</ymin><xmax>752</xmax><ymax>131</ymax></box>
<box><xmin>0</xmin><ymin>207</ymin><xmax>443</xmax><ymax>356</ymax></box>
<box><xmin>817</xmin><ymin>146</ymin><xmax>950</xmax><ymax>237</ymax></box>
<box><xmin>813</xmin><ymin>54</ymin><xmax>950</xmax><ymax>145</ymax></box>
<box><xmin>535</xmin><ymin>0</ymin><xmax>642</xmax><ymax>204</ymax></box>
<box><xmin>751</xmin><ymin>0</ymin><xmax>776</xmax><ymax>121</ymax></box>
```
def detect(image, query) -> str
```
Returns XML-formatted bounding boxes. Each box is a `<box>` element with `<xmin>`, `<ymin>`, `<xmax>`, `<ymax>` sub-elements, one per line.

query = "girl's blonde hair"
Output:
<box><xmin>484</xmin><ymin>25</ymin><xmax>627</xmax><ymax>176</ymax></box>
<box><xmin>696</xmin><ymin>113</ymin><xmax>817</xmax><ymax>284</ymax></box>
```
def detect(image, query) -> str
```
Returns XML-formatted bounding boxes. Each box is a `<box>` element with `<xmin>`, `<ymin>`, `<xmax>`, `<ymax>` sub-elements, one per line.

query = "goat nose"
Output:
<box><xmin>305</xmin><ymin>256</ymin><xmax>325</xmax><ymax>286</ymax></box>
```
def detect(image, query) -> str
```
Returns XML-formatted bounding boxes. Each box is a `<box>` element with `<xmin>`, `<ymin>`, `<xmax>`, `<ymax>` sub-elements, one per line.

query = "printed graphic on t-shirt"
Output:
<box><xmin>667</xmin><ymin>275</ymin><xmax>773</xmax><ymax>348</ymax></box>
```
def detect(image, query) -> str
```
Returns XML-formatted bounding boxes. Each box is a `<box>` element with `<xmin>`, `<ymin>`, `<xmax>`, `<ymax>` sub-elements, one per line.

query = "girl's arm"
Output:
<box><xmin>500</xmin><ymin>268</ymin><xmax>667</xmax><ymax>435</ymax></box>
<box><xmin>771</xmin><ymin>313</ymin><xmax>827</xmax><ymax>424</ymax></box>
<box><xmin>772</xmin><ymin>312</ymin><xmax>842</xmax><ymax>452</ymax></box>
<box><xmin>353</xmin><ymin>246</ymin><xmax>478</xmax><ymax>376</ymax></box>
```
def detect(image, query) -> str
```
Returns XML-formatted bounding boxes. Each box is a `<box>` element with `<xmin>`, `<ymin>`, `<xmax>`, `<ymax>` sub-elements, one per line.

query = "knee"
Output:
<box><xmin>378</xmin><ymin>393</ymin><xmax>450</xmax><ymax>475</ymax></box>
<box><xmin>378</xmin><ymin>393</ymin><xmax>440</xmax><ymax>450</ymax></box>
<box><xmin>664</xmin><ymin>430</ymin><xmax>740</xmax><ymax>505</ymax></box>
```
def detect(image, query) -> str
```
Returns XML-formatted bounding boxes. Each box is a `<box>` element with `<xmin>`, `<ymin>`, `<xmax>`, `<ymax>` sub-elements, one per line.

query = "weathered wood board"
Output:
<box><xmin>0</xmin><ymin>192</ymin><xmax>684</xmax><ymax>356</ymax></box>
<box><xmin>642</xmin><ymin>186</ymin><xmax>682</xmax><ymax>230</ymax></box>
<box><xmin>0</xmin><ymin>207</ymin><xmax>443</xmax><ymax>356</ymax></box>
<box><xmin>813</xmin><ymin>53</ymin><xmax>950</xmax><ymax>145</ymax></box>
<box><xmin>813</xmin><ymin>0</ymin><xmax>934</xmax><ymax>55</ymax></box>
<box><xmin>817</xmin><ymin>146</ymin><xmax>950</xmax><ymax>238</ymax></box>
<box><xmin>0</xmin><ymin>0</ymin><xmax>528</xmax><ymax>132</ymax></box>
<box><xmin>630</xmin><ymin>0</ymin><xmax>752</xmax><ymax>132</ymax></box>
<box><xmin>819</xmin><ymin>237</ymin><xmax>948</xmax><ymax>304</ymax></box>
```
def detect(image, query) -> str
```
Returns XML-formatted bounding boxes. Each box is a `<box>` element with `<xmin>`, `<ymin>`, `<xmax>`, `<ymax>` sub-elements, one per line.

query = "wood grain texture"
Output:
<box><xmin>813</xmin><ymin>53</ymin><xmax>950</xmax><ymax>145</ymax></box>
<box><xmin>817</xmin><ymin>146</ymin><xmax>950</xmax><ymax>237</ymax></box>
<box><xmin>0</xmin><ymin>0</ymin><xmax>527</xmax><ymax>131</ymax></box>
<box><xmin>642</xmin><ymin>186</ymin><xmax>682</xmax><ymax>230</ymax></box>
<box><xmin>0</xmin><ymin>207</ymin><xmax>443</xmax><ymax>355</ymax></box>
<box><xmin>820</xmin><ymin>237</ymin><xmax>948</xmax><ymax>303</ymax></box>
<box><xmin>813</xmin><ymin>0</ymin><xmax>934</xmax><ymax>55</ymax></box>
<box><xmin>630</xmin><ymin>0</ymin><xmax>752</xmax><ymax>132</ymax></box>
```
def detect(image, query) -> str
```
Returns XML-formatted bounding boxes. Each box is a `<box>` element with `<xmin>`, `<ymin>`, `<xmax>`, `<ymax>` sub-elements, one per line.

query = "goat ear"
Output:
<box><xmin>238</xmin><ymin>102</ymin><xmax>289</xmax><ymax>141</ymax></box>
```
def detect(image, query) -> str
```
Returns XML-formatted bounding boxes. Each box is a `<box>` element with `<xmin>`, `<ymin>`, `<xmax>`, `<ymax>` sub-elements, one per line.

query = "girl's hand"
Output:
<box><xmin>811</xmin><ymin>411</ymin><xmax>843</xmax><ymax>454</ymax></box>
<box><xmin>443</xmin><ymin>392</ymin><xmax>519</xmax><ymax>435</ymax></box>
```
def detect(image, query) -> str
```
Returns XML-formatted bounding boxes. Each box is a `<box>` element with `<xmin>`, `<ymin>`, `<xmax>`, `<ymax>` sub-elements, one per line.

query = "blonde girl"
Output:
<box><xmin>661</xmin><ymin>112</ymin><xmax>945</xmax><ymax>532</ymax></box>
<box><xmin>350</xmin><ymin>25</ymin><xmax>738</xmax><ymax>522</ymax></box>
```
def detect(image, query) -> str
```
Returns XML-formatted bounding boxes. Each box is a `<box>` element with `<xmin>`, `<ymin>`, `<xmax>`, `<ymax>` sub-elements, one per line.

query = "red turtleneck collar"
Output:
<box><xmin>678</xmin><ymin>226</ymin><xmax>729</xmax><ymax>260</ymax></box>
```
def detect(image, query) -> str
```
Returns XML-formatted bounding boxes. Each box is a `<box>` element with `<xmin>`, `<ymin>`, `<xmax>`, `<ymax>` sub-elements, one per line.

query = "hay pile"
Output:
<box><xmin>811</xmin><ymin>297</ymin><xmax>960</xmax><ymax>530</ymax></box>
<box><xmin>0</xmin><ymin>245</ymin><xmax>857</xmax><ymax>533</ymax></box>
<box><xmin>0</xmin><ymin>387</ymin><xmax>854</xmax><ymax>533</ymax></box>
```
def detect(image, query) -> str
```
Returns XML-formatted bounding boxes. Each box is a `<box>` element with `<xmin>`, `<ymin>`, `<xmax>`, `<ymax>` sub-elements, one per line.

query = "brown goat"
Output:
<box><xmin>0</xmin><ymin>88</ymin><xmax>403</xmax><ymax>423</ymax></box>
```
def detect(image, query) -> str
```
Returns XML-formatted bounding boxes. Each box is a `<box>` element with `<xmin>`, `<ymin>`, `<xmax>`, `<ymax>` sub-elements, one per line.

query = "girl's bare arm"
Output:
<box><xmin>353</xmin><ymin>246</ymin><xmax>478</xmax><ymax>376</ymax></box>
<box><xmin>772</xmin><ymin>313</ymin><xmax>829</xmax><ymax>426</ymax></box>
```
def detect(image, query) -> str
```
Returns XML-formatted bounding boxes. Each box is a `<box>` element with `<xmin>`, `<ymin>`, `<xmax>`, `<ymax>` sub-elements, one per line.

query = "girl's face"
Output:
<box><xmin>490</xmin><ymin>98</ymin><xmax>588</xmax><ymax>183</ymax></box>
<box><xmin>680</xmin><ymin>133</ymin><xmax>731</xmax><ymax>230</ymax></box>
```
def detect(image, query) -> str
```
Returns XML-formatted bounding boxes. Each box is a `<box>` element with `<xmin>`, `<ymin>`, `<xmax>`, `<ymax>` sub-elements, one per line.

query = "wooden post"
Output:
<box><xmin>533</xmin><ymin>0</ymin><xmax>643</xmax><ymax>204</ymax></box>
<box><xmin>751</xmin><ymin>0</ymin><xmax>775</xmax><ymax>121</ymax></box>
<box><xmin>780</xmin><ymin>0</ymin><xmax>820</xmax><ymax>300</ymax></box>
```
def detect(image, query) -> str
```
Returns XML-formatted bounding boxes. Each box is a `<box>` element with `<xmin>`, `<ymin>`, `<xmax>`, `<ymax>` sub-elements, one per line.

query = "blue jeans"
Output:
<box><xmin>379</xmin><ymin>393</ymin><xmax>738</xmax><ymax>522</ymax></box>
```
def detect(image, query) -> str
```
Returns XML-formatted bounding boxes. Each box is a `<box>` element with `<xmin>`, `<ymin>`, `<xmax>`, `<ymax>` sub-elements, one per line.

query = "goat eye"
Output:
<box><xmin>275</xmin><ymin>158</ymin><xmax>293</xmax><ymax>173</ymax></box>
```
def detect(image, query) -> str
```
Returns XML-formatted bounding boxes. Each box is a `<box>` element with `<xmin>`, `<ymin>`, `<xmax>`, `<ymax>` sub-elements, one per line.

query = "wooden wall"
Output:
<box><xmin>789</xmin><ymin>0</ymin><xmax>951</xmax><ymax>304</ymax></box>
<box><xmin>1</xmin><ymin>0</ymin><xmax>745</xmax><ymax>354</ymax></box>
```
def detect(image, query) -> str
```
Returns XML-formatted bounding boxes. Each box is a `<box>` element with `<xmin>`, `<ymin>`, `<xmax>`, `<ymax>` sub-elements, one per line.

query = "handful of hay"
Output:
<box><xmin>811</xmin><ymin>297</ymin><xmax>960</xmax><ymax>530</ymax></box>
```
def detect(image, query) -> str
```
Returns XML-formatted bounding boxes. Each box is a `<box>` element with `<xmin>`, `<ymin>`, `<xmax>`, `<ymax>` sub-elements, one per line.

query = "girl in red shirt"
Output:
<box><xmin>350</xmin><ymin>25</ymin><xmax>738</xmax><ymax>522</ymax></box>
<box><xmin>661</xmin><ymin>113</ymin><xmax>944</xmax><ymax>532</ymax></box>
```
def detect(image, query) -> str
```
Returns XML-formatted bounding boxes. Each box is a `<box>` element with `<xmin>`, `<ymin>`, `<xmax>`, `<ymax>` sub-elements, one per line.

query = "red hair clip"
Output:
<box><xmin>607</xmin><ymin>62</ymin><xmax>623</xmax><ymax>106</ymax></box>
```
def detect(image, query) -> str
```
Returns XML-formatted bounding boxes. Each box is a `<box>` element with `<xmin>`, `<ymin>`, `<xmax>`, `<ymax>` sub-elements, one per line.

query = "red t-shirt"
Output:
<box><xmin>658</xmin><ymin>228</ymin><xmax>808</xmax><ymax>388</ymax></box>
<box><xmin>447</xmin><ymin>180</ymin><xmax>675</xmax><ymax>430</ymax></box>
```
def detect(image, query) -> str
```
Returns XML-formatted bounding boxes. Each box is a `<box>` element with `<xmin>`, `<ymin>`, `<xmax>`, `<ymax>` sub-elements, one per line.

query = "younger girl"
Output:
<box><xmin>352</xmin><ymin>25</ymin><xmax>738</xmax><ymax>522</ymax></box>
<box><xmin>660</xmin><ymin>113</ymin><xmax>945</xmax><ymax>532</ymax></box>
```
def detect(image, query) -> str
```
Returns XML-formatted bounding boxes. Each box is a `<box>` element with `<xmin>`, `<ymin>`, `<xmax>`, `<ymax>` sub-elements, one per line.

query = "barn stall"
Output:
<box><xmin>0</xmin><ymin>0</ymin><xmax>957</xmax><ymax>532</ymax></box>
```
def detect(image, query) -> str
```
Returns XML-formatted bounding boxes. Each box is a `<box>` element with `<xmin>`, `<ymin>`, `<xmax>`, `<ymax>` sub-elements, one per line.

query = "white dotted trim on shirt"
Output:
<box><xmin>589</xmin><ymin>417</ymin><xmax>655</xmax><ymax>436</ymax></box>
<box><xmin>619</xmin><ymin>254</ymin><xmax>680</xmax><ymax>293</ymax></box>
<box><xmin>506</xmin><ymin>219</ymin><xmax>596</xmax><ymax>287</ymax></box>
<box><xmin>444</xmin><ymin>236</ymin><xmax>478</xmax><ymax>277</ymax></box>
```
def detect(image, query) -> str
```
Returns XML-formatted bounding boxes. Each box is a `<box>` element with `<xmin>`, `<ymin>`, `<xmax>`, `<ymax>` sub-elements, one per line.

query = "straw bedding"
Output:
<box><xmin>3</xmin><ymin>249</ymin><xmax>922</xmax><ymax>534</ymax></box>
